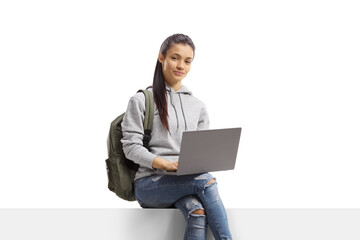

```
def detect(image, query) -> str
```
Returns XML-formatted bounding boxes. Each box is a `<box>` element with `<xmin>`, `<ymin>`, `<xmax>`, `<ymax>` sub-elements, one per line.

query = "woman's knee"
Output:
<box><xmin>193</xmin><ymin>173</ymin><xmax>217</xmax><ymax>192</ymax></box>
<box><xmin>207</xmin><ymin>178</ymin><xmax>215</xmax><ymax>185</ymax></box>
<box><xmin>192</xmin><ymin>209</ymin><xmax>206</xmax><ymax>215</ymax></box>
<box><xmin>175</xmin><ymin>195</ymin><xmax>206</xmax><ymax>217</ymax></box>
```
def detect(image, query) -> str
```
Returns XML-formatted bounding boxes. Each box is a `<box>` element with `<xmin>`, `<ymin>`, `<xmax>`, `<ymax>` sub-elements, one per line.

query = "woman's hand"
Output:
<box><xmin>152</xmin><ymin>156</ymin><xmax>178</xmax><ymax>172</ymax></box>
<box><xmin>164</xmin><ymin>161</ymin><xmax>178</xmax><ymax>172</ymax></box>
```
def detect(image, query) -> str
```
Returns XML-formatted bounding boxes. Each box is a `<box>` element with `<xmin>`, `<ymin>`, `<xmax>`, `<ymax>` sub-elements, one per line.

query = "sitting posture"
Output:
<box><xmin>121</xmin><ymin>33</ymin><xmax>232</xmax><ymax>240</ymax></box>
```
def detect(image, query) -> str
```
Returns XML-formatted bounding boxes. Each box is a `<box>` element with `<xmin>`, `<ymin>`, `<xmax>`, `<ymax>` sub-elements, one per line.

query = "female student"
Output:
<box><xmin>121</xmin><ymin>33</ymin><xmax>232</xmax><ymax>240</ymax></box>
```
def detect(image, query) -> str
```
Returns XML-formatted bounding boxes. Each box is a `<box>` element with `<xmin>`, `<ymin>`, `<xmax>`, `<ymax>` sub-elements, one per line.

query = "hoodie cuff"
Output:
<box><xmin>140</xmin><ymin>151</ymin><xmax>158</xmax><ymax>169</ymax></box>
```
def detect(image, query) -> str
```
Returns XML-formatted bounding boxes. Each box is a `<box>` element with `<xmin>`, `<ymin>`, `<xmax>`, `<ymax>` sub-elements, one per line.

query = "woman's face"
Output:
<box><xmin>158</xmin><ymin>43</ymin><xmax>194</xmax><ymax>87</ymax></box>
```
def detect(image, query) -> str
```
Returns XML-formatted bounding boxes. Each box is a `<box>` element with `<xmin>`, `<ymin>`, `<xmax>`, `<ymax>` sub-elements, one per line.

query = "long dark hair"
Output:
<box><xmin>153</xmin><ymin>33</ymin><xmax>196</xmax><ymax>133</ymax></box>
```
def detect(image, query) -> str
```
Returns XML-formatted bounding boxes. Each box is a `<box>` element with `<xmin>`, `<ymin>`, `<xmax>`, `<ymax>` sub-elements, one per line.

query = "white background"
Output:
<box><xmin>0</xmin><ymin>0</ymin><xmax>359</xmax><ymax>208</ymax></box>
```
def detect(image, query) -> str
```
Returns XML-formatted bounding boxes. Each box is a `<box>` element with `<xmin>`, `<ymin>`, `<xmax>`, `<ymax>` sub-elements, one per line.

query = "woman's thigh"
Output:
<box><xmin>134</xmin><ymin>172</ymin><xmax>213</xmax><ymax>208</ymax></box>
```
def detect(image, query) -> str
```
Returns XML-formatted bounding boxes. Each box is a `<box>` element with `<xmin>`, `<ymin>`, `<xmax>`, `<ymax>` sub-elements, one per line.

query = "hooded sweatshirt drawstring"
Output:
<box><xmin>166</xmin><ymin>84</ymin><xmax>189</xmax><ymax>132</ymax></box>
<box><xmin>178</xmin><ymin>94</ymin><xmax>188</xmax><ymax>131</ymax></box>
<box><xmin>169</xmin><ymin>91</ymin><xmax>180</xmax><ymax>130</ymax></box>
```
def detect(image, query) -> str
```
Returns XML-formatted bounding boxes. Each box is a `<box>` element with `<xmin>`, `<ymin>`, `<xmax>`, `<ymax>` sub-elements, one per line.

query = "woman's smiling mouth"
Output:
<box><xmin>174</xmin><ymin>71</ymin><xmax>184</xmax><ymax>76</ymax></box>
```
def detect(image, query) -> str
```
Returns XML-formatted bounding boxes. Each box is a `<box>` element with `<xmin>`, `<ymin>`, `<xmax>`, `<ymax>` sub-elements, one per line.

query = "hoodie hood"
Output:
<box><xmin>146</xmin><ymin>82</ymin><xmax>192</xmax><ymax>131</ymax></box>
<box><xmin>146</xmin><ymin>82</ymin><xmax>192</xmax><ymax>95</ymax></box>
<box><xmin>165</xmin><ymin>82</ymin><xmax>192</xmax><ymax>95</ymax></box>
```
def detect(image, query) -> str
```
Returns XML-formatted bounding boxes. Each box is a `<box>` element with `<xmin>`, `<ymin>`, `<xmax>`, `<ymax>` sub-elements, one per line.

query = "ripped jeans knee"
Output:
<box><xmin>175</xmin><ymin>195</ymin><xmax>208</xmax><ymax>239</ymax></box>
<box><xmin>175</xmin><ymin>195</ymin><xmax>207</xmax><ymax>220</ymax></box>
<box><xmin>193</xmin><ymin>173</ymin><xmax>217</xmax><ymax>196</ymax></box>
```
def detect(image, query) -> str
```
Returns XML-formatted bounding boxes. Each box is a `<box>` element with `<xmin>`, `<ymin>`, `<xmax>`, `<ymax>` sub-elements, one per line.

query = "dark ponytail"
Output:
<box><xmin>152</xmin><ymin>33</ymin><xmax>195</xmax><ymax>133</ymax></box>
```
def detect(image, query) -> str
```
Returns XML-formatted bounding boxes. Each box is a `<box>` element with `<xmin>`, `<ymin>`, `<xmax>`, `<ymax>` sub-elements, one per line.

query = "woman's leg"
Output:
<box><xmin>134</xmin><ymin>173</ymin><xmax>232</xmax><ymax>240</ymax></box>
<box><xmin>175</xmin><ymin>195</ymin><xmax>208</xmax><ymax>240</ymax></box>
<box><xmin>194</xmin><ymin>175</ymin><xmax>232</xmax><ymax>240</ymax></box>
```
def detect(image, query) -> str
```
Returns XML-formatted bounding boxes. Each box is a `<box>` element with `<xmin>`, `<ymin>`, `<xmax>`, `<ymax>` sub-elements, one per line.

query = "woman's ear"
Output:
<box><xmin>158</xmin><ymin>52</ymin><xmax>164</xmax><ymax>64</ymax></box>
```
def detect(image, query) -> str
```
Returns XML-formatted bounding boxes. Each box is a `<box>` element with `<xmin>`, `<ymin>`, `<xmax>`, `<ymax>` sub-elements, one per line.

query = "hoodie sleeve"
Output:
<box><xmin>121</xmin><ymin>96</ymin><xmax>157</xmax><ymax>169</ymax></box>
<box><xmin>197</xmin><ymin>104</ymin><xmax>210</xmax><ymax>130</ymax></box>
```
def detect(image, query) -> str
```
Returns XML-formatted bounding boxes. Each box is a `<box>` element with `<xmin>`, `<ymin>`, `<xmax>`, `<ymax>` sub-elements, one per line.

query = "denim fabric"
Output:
<box><xmin>134</xmin><ymin>173</ymin><xmax>232</xmax><ymax>240</ymax></box>
<box><xmin>176</xmin><ymin>195</ymin><xmax>208</xmax><ymax>239</ymax></box>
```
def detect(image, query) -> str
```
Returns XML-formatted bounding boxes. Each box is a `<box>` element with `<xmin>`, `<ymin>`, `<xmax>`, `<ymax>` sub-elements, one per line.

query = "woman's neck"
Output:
<box><xmin>166</xmin><ymin>81</ymin><xmax>182</xmax><ymax>92</ymax></box>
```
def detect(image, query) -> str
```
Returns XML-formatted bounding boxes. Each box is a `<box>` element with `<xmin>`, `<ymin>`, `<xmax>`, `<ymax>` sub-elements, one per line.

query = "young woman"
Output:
<box><xmin>121</xmin><ymin>33</ymin><xmax>232</xmax><ymax>240</ymax></box>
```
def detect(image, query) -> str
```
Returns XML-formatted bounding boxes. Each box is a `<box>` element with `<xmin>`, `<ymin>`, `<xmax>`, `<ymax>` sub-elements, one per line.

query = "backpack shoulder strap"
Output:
<box><xmin>137</xmin><ymin>89</ymin><xmax>154</xmax><ymax>149</ymax></box>
<box><xmin>137</xmin><ymin>89</ymin><xmax>154</xmax><ymax>131</ymax></box>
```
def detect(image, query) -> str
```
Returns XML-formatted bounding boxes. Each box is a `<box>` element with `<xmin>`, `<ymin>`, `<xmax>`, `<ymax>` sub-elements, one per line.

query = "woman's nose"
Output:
<box><xmin>177</xmin><ymin>61</ymin><xmax>185</xmax><ymax>70</ymax></box>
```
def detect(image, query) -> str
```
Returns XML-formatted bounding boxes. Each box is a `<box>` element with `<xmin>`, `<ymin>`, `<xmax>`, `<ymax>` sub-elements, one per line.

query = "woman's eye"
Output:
<box><xmin>171</xmin><ymin>57</ymin><xmax>177</xmax><ymax>60</ymax></box>
<box><xmin>186</xmin><ymin>61</ymin><xmax>192</xmax><ymax>64</ymax></box>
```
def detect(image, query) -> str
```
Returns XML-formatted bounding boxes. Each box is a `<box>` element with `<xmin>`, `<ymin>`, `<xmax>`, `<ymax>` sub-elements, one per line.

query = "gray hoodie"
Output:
<box><xmin>121</xmin><ymin>82</ymin><xmax>210</xmax><ymax>181</ymax></box>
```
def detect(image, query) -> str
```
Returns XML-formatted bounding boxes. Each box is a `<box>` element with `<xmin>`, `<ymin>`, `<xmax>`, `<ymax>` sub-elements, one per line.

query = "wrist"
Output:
<box><xmin>152</xmin><ymin>156</ymin><xmax>167</xmax><ymax>170</ymax></box>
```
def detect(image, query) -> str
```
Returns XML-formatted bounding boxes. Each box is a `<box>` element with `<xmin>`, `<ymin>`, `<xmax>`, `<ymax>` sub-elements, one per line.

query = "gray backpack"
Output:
<box><xmin>105</xmin><ymin>89</ymin><xmax>154</xmax><ymax>201</ymax></box>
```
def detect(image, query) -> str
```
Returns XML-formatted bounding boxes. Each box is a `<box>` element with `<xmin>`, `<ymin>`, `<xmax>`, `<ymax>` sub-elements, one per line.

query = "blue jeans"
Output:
<box><xmin>134</xmin><ymin>172</ymin><xmax>232</xmax><ymax>240</ymax></box>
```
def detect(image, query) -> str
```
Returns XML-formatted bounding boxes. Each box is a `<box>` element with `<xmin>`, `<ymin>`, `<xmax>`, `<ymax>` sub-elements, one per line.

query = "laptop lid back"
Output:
<box><xmin>177</xmin><ymin>127</ymin><xmax>242</xmax><ymax>175</ymax></box>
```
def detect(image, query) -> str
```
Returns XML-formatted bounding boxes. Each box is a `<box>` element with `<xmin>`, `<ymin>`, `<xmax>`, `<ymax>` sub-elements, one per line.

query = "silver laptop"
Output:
<box><xmin>155</xmin><ymin>127</ymin><xmax>241</xmax><ymax>175</ymax></box>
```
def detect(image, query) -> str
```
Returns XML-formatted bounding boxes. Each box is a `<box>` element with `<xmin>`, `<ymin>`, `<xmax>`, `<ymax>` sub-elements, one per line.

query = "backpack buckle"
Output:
<box><xmin>143</xmin><ymin>134</ymin><xmax>151</xmax><ymax>142</ymax></box>
<box><xmin>143</xmin><ymin>129</ymin><xmax>151</xmax><ymax>149</ymax></box>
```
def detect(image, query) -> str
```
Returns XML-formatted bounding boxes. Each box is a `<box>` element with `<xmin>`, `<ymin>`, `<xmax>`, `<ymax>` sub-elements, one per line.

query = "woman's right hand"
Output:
<box><xmin>152</xmin><ymin>156</ymin><xmax>178</xmax><ymax>172</ymax></box>
<box><xmin>164</xmin><ymin>160</ymin><xmax>178</xmax><ymax>172</ymax></box>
